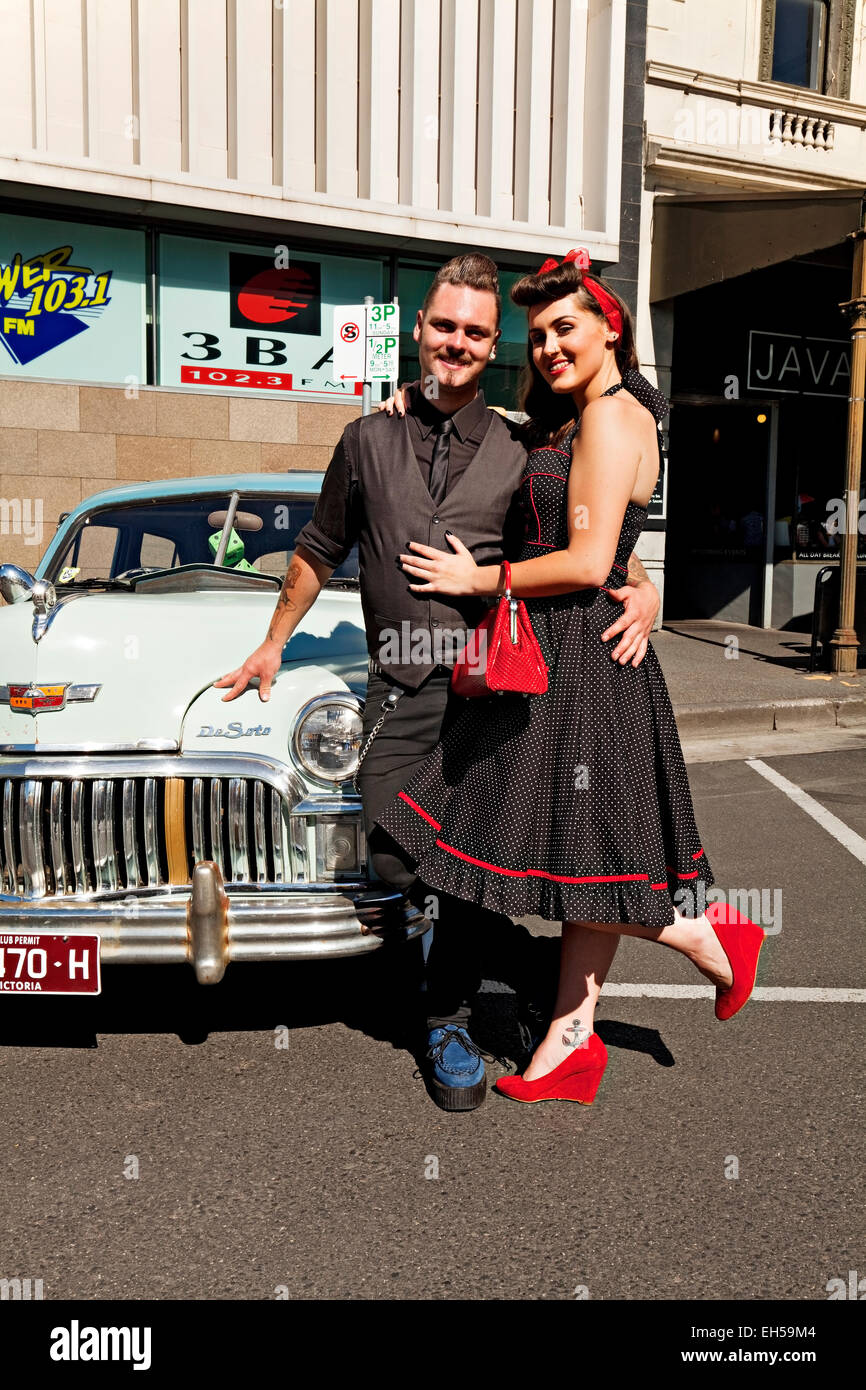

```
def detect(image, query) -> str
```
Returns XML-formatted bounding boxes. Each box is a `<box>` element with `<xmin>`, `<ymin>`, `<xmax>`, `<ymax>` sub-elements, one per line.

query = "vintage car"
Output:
<box><xmin>0</xmin><ymin>474</ymin><xmax>427</xmax><ymax>995</ymax></box>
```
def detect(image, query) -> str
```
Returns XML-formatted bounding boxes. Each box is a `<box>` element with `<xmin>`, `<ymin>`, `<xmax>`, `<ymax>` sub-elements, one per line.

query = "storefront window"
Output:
<box><xmin>158</xmin><ymin>235</ymin><xmax>387</xmax><ymax>401</ymax></box>
<box><xmin>0</xmin><ymin>213</ymin><xmax>146</xmax><ymax>385</ymax></box>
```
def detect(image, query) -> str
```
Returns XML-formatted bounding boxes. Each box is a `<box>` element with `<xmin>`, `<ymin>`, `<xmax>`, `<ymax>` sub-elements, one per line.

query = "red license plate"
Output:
<box><xmin>0</xmin><ymin>934</ymin><xmax>101</xmax><ymax>995</ymax></box>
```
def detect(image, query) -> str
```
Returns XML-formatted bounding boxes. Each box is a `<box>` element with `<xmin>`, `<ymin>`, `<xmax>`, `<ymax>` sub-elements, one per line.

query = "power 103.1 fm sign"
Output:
<box><xmin>158</xmin><ymin>236</ymin><xmax>387</xmax><ymax>399</ymax></box>
<box><xmin>0</xmin><ymin>214</ymin><xmax>146</xmax><ymax>383</ymax></box>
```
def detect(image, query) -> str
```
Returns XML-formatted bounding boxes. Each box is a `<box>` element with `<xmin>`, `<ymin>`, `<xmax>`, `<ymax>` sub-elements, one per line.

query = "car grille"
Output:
<box><xmin>0</xmin><ymin>772</ymin><xmax>305</xmax><ymax>897</ymax></box>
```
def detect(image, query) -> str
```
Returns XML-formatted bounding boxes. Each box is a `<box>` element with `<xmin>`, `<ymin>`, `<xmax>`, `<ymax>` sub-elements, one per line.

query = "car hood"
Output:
<box><xmin>0</xmin><ymin>587</ymin><xmax>368</xmax><ymax>749</ymax></box>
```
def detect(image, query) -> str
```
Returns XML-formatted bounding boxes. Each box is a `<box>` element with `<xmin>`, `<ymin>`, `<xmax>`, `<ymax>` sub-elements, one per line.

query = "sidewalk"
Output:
<box><xmin>652</xmin><ymin>621</ymin><xmax>866</xmax><ymax>739</ymax></box>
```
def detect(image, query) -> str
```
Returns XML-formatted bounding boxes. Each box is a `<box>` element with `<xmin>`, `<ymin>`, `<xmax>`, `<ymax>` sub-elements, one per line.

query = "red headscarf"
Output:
<box><xmin>535</xmin><ymin>247</ymin><xmax>623</xmax><ymax>337</ymax></box>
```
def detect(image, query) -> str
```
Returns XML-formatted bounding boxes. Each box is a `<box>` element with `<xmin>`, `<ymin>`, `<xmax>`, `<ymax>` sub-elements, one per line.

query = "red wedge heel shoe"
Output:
<box><xmin>706</xmin><ymin>902</ymin><xmax>765</xmax><ymax>1021</ymax></box>
<box><xmin>494</xmin><ymin>1032</ymin><xmax>608</xmax><ymax>1105</ymax></box>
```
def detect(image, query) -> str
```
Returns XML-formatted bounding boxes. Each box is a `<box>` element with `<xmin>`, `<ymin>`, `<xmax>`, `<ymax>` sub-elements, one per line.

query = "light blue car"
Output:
<box><xmin>0</xmin><ymin>475</ymin><xmax>426</xmax><ymax>996</ymax></box>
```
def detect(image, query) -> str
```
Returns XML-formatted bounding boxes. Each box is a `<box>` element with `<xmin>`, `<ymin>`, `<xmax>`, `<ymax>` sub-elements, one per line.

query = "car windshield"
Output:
<box><xmin>44</xmin><ymin>495</ymin><xmax>359</xmax><ymax>586</ymax></box>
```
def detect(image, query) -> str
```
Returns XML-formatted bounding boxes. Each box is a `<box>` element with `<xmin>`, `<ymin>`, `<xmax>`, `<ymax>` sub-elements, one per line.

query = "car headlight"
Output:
<box><xmin>292</xmin><ymin>695</ymin><xmax>363</xmax><ymax>784</ymax></box>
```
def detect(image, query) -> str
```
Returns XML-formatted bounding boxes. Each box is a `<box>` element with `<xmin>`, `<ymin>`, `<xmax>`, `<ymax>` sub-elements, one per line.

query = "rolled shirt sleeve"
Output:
<box><xmin>294</xmin><ymin>434</ymin><xmax>362</xmax><ymax>569</ymax></box>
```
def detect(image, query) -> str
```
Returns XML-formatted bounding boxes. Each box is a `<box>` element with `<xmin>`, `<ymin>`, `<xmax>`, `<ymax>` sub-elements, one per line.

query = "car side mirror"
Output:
<box><xmin>0</xmin><ymin>563</ymin><xmax>37</xmax><ymax>605</ymax></box>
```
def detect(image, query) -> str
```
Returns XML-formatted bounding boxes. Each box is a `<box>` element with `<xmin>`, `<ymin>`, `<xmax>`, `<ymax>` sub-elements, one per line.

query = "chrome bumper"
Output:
<box><xmin>0</xmin><ymin>861</ymin><xmax>427</xmax><ymax>983</ymax></box>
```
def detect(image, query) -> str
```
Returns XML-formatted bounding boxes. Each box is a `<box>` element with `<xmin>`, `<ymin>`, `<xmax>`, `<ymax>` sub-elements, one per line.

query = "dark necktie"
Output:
<box><xmin>428</xmin><ymin>416</ymin><xmax>455</xmax><ymax>505</ymax></box>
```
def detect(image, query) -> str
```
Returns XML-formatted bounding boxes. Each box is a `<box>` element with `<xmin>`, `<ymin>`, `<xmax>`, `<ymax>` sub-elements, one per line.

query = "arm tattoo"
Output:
<box><xmin>626</xmin><ymin>552</ymin><xmax>649</xmax><ymax>585</ymax></box>
<box><xmin>266</xmin><ymin>561</ymin><xmax>303</xmax><ymax>642</ymax></box>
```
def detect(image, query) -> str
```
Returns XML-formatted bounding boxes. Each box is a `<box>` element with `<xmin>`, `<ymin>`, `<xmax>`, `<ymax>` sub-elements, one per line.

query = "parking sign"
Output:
<box><xmin>332</xmin><ymin>306</ymin><xmax>366</xmax><ymax>384</ymax></box>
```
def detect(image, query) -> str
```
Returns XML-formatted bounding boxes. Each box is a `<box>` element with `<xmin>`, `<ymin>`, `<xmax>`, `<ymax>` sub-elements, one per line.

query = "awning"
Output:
<box><xmin>650</xmin><ymin>188</ymin><xmax>866</xmax><ymax>301</ymax></box>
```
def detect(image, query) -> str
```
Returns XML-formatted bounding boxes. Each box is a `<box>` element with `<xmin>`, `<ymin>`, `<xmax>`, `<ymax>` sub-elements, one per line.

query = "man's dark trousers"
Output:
<box><xmin>356</xmin><ymin>666</ymin><xmax>537</xmax><ymax>1032</ymax></box>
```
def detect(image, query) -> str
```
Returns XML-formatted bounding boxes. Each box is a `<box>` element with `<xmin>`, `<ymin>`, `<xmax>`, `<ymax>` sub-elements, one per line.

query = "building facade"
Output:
<box><xmin>639</xmin><ymin>0</ymin><xmax>866</xmax><ymax>628</ymax></box>
<box><xmin>1</xmin><ymin>0</ymin><xmax>643</xmax><ymax>580</ymax></box>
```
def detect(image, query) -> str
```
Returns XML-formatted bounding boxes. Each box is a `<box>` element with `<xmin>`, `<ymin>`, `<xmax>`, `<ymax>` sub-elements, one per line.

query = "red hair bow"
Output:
<box><xmin>534</xmin><ymin>246</ymin><xmax>622</xmax><ymax>337</ymax></box>
<box><xmin>536</xmin><ymin>247</ymin><xmax>592</xmax><ymax>274</ymax></box>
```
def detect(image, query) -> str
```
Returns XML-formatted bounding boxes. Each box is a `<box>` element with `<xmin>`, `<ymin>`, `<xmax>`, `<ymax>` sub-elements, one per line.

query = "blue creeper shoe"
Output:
<box><xmin>425</xmin><ymin>1026</ymin><xmax>488</xmax><ymax>1111</ymax></box>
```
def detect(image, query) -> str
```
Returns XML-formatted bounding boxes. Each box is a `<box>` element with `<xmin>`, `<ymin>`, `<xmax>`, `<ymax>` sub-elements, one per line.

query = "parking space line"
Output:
<box><xmin>745</xmin><ymin>758</ymin><xmax>866</xmax><ymax>868</ymax></box>
<box><xmin>599</xmin><ymin>984</ymin><xmax>866</xmax><ymax>1003</ymax></box>
<box><xmin>480</xmin><ymin>982</ymin><xmax>866</xmax><ymax>1002</ymax></box>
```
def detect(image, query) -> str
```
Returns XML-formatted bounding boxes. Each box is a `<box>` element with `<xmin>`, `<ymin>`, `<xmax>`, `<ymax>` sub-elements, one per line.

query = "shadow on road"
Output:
<box><xmin>0</xmin><ymin>940</ymin><xmax>677</xmax><ymax>1073</ymax></box>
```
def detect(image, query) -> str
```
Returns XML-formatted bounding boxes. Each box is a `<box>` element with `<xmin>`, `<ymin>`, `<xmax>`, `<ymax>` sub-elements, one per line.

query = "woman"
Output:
<box><xmin>377</xmin><ymin>250</ymin><xmax>764</xmax><ymax>1105</ymax></box>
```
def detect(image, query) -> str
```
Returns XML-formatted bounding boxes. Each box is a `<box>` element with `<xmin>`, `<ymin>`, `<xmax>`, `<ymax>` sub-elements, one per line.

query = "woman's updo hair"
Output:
<box><xmin>510</xmin><ymin>261</ymin><xmax>638</xmax><ymax>448</ymax></box>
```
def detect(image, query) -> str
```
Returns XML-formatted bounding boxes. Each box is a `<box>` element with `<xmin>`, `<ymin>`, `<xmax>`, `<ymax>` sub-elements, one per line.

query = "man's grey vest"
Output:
<box><xmin>346</xmin><ymin>406</ymin><xmax>527</xmax><ymax>687</ymax></box>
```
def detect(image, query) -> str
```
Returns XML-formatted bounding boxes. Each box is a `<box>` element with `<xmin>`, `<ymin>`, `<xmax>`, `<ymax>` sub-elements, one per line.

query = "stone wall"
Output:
<box><xmin>0</xmin><ymin>380</ymin><xmax>358</xmax><ymax>576</ymax></box>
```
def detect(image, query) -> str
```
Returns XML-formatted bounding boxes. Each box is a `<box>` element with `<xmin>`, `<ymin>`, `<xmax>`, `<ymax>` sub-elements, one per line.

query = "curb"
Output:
<box><xmin>674</xmin><ymin>697</ymin><xmax>866</xmax><ymax>739</ymax></box>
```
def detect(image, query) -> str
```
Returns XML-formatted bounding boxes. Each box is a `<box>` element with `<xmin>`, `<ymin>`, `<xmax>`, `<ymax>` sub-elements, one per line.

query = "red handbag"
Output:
<box><xmin>451</xmin><ymin>561</ymin><xmax>548</xmax><ymax>696</ymax></box>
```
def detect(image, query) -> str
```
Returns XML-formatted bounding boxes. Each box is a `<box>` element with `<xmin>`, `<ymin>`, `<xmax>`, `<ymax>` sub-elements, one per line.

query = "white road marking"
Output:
<box><xmin>599</xmin><ymin>984</ymin><xmax>866</xmax><ymax>1003</ymax></box>
<box><xmin>745</xmin><ymin>757</ymin><xmax>866</xmax><ymax>867</ymax></box>
<box><xmin>480</xmin><ymin>982</ymin><xmax>866</xmax><ymax>1002</ymax></box>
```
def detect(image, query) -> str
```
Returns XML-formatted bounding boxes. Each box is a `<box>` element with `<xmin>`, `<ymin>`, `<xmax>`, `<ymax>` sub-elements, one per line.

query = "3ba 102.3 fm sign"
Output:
<box><xmin>178</xmin><ymin>253</ymin><xmax>362</xmax><ymax>397</ymax></box>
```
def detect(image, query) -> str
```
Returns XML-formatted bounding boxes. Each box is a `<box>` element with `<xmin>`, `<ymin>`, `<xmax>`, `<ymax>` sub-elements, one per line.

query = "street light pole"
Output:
<box><xmin>830</xmin><ymin>193</ymin><xmax>866</xmax><ymax>674</ymax></box>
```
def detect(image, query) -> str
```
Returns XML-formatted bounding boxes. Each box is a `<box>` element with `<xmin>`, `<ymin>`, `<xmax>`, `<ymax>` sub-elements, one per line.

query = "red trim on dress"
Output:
<box><xmin>397</xmin><ymin>791</ymin><xmax>441</xmax><ymax>830</ymax></box>
<box><xmin>528</xmin><ymin>475</ymin><xmax>542</xmax><ymax>545</ymax></box>
<box><xmin>399</xmin><ymin>781</ymin><xmax>687</xmax><ymax>895</ymax></box>
<box><xmin>529</xmin><ymin>447</ymin><xmax>571</xmax><ymax>459</ymax></box>
<box><xmin>526</xmin><ymin>472</ymin><xmax>569</xmax><ymax>547</ymax></box>
<box><xmin>433</xmin><ymin>837</ymin><xmax>664</xmax><ymax>887</ymax></box>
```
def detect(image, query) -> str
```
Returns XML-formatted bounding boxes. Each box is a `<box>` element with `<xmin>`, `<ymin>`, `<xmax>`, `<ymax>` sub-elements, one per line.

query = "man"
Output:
<box><xmin>215</xmin><ymin>253</ymin><xmax>659</xmax><ymax>1110</ymax></box>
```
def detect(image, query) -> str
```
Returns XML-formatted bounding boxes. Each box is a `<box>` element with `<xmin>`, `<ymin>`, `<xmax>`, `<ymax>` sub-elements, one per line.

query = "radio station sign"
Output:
<box><xmin>160</xmin><ymin>236</ymin><xmax>387</xmax><ymax>400</ymax></box>
<box><xmin>0</xmin><ymin>213</ymin><xmax>146</xmax><ymax>383</ymax></box>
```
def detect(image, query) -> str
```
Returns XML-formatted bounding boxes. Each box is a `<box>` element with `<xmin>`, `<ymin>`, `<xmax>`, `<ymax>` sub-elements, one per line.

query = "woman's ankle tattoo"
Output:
<box><xmin>562</xmin><ymin>1019</ymin><xmax>592</xmax><ymax>1049</ymax></box>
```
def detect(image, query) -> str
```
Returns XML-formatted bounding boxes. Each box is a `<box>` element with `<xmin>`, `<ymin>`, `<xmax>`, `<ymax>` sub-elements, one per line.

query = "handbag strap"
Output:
<box><xmin>502</xmin><ymin>560</ymin><xmax>512</xmax><ymax>599</ymax></box>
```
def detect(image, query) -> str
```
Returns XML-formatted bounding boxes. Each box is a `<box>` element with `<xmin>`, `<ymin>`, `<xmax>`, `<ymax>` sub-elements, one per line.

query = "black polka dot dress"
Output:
<box><xmin>376</xmin><ymin>371</ymin><xmax>714</xmax><ymax>927</ymax></box>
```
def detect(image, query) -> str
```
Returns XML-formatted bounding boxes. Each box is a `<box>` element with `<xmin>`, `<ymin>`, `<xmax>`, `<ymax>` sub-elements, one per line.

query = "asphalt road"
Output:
<box><xmin>1</xmin><ymin>737</ymin><xmax>864</xmax><ymax>1303</ymax></box>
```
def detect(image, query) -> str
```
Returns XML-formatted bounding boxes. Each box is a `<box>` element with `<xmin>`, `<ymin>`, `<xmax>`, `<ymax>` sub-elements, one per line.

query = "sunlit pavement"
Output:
<box><xmin>1</xmin><ymin>741</ymin><xmax>863</xmax><ymax>1301</ymax></box>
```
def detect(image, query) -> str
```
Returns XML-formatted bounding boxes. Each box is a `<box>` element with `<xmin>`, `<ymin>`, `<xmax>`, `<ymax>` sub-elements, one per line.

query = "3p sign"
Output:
<box><xmin>366</xmin><ymin>303</ymin><xmax>399</xmax><ymax>335</ymax></box>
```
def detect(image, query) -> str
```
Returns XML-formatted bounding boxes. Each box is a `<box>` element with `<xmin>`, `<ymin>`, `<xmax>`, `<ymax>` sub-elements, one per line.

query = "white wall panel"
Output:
<box><xmin>476</xmin><ymin>0</ymin><xmax>516</xmax><ymax>222</ymax></box>
<box><xmin>183</xmin><ymin>0</ymin><xmax>228</xmax><ymax>180</ymax></box>
<box><xmin>399</xmin><ymin>0</ymin><xmax>440</xmax><ymax>208</ymax></box>
<box><xmin>138</xmin><ymin>0</ymin><xmax>182</xmax><ymax>172</ymax></box>
<box><xmin>358</xmin><ymin>0</ymin><xmax>400</xmax><ymax>203</ymax></box>
<box><xmin>316</xmin><ymin>0</ymin><xmax>359</xmax><ymax>197</ymax></box>
<box><xmin>582</xmin><ymin>0</ymin><xmax>623</xmax><ymax>234</ymax></box>
<box><xmin>44</xmin><ymin>0</ymin><xmax>87</xmax><ymax>158</ymax></box>
<box><xmin>550</xmin><ymin>0</ymin><xmax>587</xmax><ymax>231</ymax></box>
<box><xmin>439</xmin><ymin>0</ymin><xmax>478</xmax><ymax>215</ymax></box>
<box><xmin>514</xmin><ymin>0</ymin><xmax>554</xmax><ymax>224</ymax></box>
<box><xmin>229</xmin><ymin>0</ymin><xmax>272</xmax><ymax>185</ymax></box>
<box><xmin>0</xmin><ymin>0</ymin><xmax>35</xmax><ymax>150</ymax></box>
<box><xmin>85</xmin><ymin>0</ymin><xmax>136</xmax><ymax>166</ymax></box>
<box><xmin>278</xmin><ymin>0</ymin><xmax>316</xmax><ymax>192</ymax></box>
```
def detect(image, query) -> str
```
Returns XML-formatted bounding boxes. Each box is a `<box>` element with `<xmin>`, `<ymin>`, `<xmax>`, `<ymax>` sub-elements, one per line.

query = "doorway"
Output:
<box><xmin>664</xmin><ymin>397</ymin><xmax>778</xmax><ymax>625</ymax></box>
